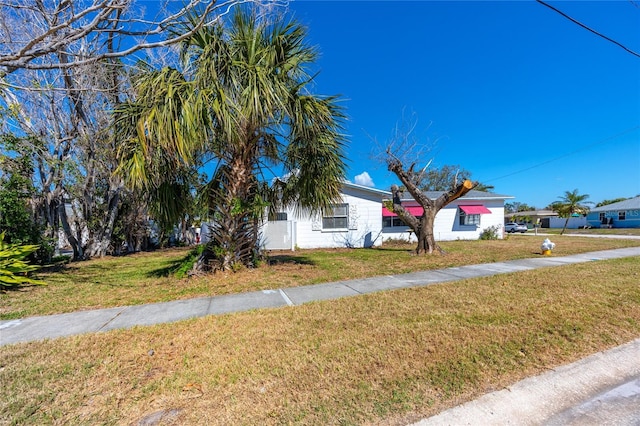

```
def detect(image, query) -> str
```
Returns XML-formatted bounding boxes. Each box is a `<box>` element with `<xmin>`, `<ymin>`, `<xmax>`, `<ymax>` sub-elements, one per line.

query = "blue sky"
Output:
<box><xmin>287</xmin><ymin>0</ymin><xmax>640</xmax><ymax>208</ymax></box>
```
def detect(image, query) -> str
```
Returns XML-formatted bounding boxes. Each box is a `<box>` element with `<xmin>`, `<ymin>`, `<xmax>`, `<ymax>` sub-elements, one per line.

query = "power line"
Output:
<box><xmin>484</xmin><ymin>126</ymin><xmax>640</xmax><ymax>183</ymax></box>
<box><xmin>536</xmin><ymin>0</ymin><xmax>640</xmax><ymax>59</ymax></box>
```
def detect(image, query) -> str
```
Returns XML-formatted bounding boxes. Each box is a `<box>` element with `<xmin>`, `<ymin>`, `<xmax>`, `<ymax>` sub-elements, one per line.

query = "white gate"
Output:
<box><xmin>261</xmin><ymin>221</ymin><xmax>295</xmax><ymax>250</ymax></box>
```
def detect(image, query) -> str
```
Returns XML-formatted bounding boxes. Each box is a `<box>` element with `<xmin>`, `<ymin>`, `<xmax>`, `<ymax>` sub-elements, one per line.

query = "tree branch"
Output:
<box><xmin>0</xmin><ymin>0</ymin><xmax>287</xmax><ymax>74</ymax></box>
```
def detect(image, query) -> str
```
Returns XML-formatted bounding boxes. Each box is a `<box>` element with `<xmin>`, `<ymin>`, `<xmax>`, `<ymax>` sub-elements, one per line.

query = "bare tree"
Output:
<box><xmin>0</xmin><ymin>53</ymin><xmax>128</xmax><ymax>259</ymax></box>
<box><xmin>383</xmin><ymin>117</ymin><xmax>476</xmax><ymax>255</ymax></box>
<box><xmin>1</xmin><ymin>0</ymin><xmax>281</xmax><ymax>259</ymax></box>
<box><xmin>0</xmin><ymin>0</ymin><xmax>283</xmax><ymax>74</ymax></box>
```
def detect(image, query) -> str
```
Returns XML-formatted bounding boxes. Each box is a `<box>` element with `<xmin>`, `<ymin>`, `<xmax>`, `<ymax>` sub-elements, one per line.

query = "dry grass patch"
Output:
<box><xmin>1</xmin><ymin>235</ymin><xmax>639</xmax><ymax>319</ymax></box>
<box><xmin>2</xmin><ymin>257</ymin><xmax>639</xmax><ymax>425</ymax></box>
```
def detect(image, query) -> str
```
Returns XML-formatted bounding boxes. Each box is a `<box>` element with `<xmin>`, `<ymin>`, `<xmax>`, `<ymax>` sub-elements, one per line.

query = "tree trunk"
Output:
<box><xmin>201</xmin><ymin>146</ymin><xmax>260</xmax><ymax>272</ymax></box>
<box><xmin>561</xmin><ymin>217</ymin><xmax>569</xmax><ymax>235</ymax></box>
<box><xmin>85</xmin><ymin>186</ymin><xmax>121</xmax><ymax>258</ymax></box>
<box><xmin>58</xmin><ymin>201</ymin><xmax>84</xmax><ymax>260</ymax></box>
<box><xmin>388</xmin><ymin>158</ymin><xmax>475</xmax><ymax>256</ymax></box>
<box><xmin>415</xmin><ymin>211</ymin><xmax>438</xmax><ymax>255</ymax></box>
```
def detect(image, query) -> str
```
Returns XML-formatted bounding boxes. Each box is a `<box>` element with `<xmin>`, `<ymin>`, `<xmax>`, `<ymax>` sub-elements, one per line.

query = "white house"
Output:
<box><xmin>260</xmin><ymin>183</ymin><xmax>389</xmax><ymax>250</ymax></box>
<box><xmin>381</xmin><ymin>189</ymin><xmax>512</xmax><ymax>243</ymax></box>
<box><xmin>259</xmin><ymin>183</ymin><xmax>513</xmax><ymax>250</ymax></box>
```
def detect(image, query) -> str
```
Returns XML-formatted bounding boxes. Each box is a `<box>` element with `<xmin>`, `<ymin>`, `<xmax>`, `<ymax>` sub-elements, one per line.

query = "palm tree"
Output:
<box><xmin>551</xmin><ymin>189</ymin><xmax>593</xmax><ymax>235</ymax></box>
<box><xmin>116</xmin><ymin>9</ymin><xmax>346</xmax><ymax>271</ymax></box>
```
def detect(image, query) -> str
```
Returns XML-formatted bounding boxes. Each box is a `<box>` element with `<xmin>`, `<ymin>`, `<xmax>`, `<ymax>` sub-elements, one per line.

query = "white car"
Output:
<box><xmin>505</xmin><ymin>223</ymin><xmax>528</xmax><ymax>233</ymax></box>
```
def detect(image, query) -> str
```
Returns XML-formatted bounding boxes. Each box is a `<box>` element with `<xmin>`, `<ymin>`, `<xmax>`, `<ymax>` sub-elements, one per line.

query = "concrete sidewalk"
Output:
<box><xmin>2</xmin><ymin>246</ymin><xmax>639</xmax><ymax>346</ymax></box>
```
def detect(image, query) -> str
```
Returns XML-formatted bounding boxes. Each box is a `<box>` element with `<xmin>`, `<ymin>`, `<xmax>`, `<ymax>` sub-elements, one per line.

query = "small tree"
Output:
<box><xmin>382</xmin><ymin>117</ymin><xmax>476</xmax><ymax>255</ymax></box>
<box><xmin>386</xmin><ymin>168</ymin><xmax>475</xmax><ymax>255</ymax></box>
<box><xmin>505</xmin><ymin>202</ymin><xmax>536</xmax><ymax>214</ymax></box>
<box><xmin>550</xmin><ymin>189</ymin><xmax>592</xmax><ymax>234</ymax></box>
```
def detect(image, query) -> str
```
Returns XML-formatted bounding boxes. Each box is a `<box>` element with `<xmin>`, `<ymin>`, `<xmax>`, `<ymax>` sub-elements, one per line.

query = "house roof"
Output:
<box><xmin>342</xmin><ymin>181</ymin><xmax>391</xmax><ymax>196</ymax></box>
<box><xmin>589</xmin><ymin>196</ymin><xmax>640</xmax><ymax>212</ymax></box>
<box><xmin>340</xmin><ymin>182</ymin><xmax>515</xmax><ymax>203</ymax></box>
<box><xmin>505</xmin><ymin>209</ymin><xmax>558</xmax><ymax>217</ymax></box>
<box><xmin>338</xmin><ymin>181</ymin><xmax>515</xmax><ymax>201</ymax></box>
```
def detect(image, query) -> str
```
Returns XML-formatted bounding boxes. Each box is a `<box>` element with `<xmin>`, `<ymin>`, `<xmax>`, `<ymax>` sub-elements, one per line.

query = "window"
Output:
<box><xmin>323</xmin><ymin>204</ymin><xmax>348</xmax><ymax>229</ymax></box>
<box><xmin>459</xmin><ymin>209</ymin><xmax>480</xmax><ymax>226</ymax></box>
<box><xmin>599</xmin><ymin>212</ymin><xmax>605</xmax><ymax>222</ymax></box>
<box><xmin>383</xmin><ymin>216</ymin><xmax>408</xmax><ymax>228</ymax></box>
<box><xmin>274</xmin><ymin>212</ymin><xmax>288</xmax><ymax>221</ymax></box>
<box><xmin>619</xmin><ymin>211</ymin><xmax>626</xmax><ymax>220</ymax></box>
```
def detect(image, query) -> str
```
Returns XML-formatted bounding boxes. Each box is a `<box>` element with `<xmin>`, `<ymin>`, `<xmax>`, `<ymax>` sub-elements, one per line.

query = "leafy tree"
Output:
<box><xmin>110</xmin><ymin>187</ymin><xmax>153</xmax><ymax>254</ymax></box>
<box><xmin>116</xmin><ymin>9</ymin><xmax>346</xmax><ymax>271</ymax></box>
<box><xmin>505</xmin><ymin>202</ymin><xmax>537</xmax><ymax>213</ymax></box>
<box><xmin>550</xmin><ymin>189</ymin><xmax>593</xmax><ymax>235</ymax></box>
<box><xmin>504</xmin><ymin>202</ymin><xmax>538</xmax><ymax>224</ymax></box>
<box><xmin>0</xmin><ymin>147</ymin><xmax>36</xmax><ymax>244</ymax></box>
<box><xmin>2</xmin><ymin>1</ymin><xmax>270</xmax><ymax>262</ymax></box>
<box><xmin>0</xmin><ymin>137</ymin><xmax>53</xmax><ymax>262</ymax></box>
<box><xmin>595</xmin><ymin>197</ymin><xmax>628</xmax><ymax>207</ymax></box>
<box><xmin>412</xmin><ymin>164</ymin><xmax>494</xmax><ymax>193</ymax></box>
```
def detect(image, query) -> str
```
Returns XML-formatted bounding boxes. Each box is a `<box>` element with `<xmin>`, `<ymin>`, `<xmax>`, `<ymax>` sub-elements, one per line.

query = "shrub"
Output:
<box><xmin>0</xmin><ymin>232</ymin><xmax>45</xmax><ymax>290</ymax></box>
<box><xmin>382</xmin><ymin>237</ymin><xmax>412</xmax><ymax>246</ymax></box>
<box><xmin>479</xmin><ymin>225</ymin><xmax>501</xmax><ymax>240</ymax></box>
<box><xmin>173</xmin><ymin>244</ymin><xmax>205</xmax><ymax>279</ymax></box>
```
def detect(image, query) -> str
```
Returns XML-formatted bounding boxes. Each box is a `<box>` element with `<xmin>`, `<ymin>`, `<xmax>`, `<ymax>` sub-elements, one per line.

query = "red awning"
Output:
<box><xmin>382</xmin><ymin>206</ymin><xmax>424</xmax><ymax>217</ymax></box>
<box><xmin>459</xmin><ymin>205</ymin><xmax>491</xmax><ymax>214</ymax></box>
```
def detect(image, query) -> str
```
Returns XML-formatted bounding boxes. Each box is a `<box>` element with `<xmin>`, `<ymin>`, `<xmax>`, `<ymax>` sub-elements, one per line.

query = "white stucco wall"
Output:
<box><xmin>546</xmin><ymin>216</ymin><xmax>588</xmax><ymax>229</ymax></box>
<box><xmin>286</xmin><ymin>185</ymin><xmax>385</xmax><ymax>249</ymax></box>
<box><xmin>216</xmin><ymin>185</ymin><xmax>510</xmax><ymax>250</ymax></box>
<box><xmin>381</xmin><ymin>199</ymin><xmax>506</xmax><ymax>242</ymax></box>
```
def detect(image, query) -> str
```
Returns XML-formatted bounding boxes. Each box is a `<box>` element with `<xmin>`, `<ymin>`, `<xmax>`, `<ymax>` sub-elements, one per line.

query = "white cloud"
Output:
<box><xmin>354</xmin><ymin>171</ymin><xmax>375</xmax><ymax>187</ymax></box>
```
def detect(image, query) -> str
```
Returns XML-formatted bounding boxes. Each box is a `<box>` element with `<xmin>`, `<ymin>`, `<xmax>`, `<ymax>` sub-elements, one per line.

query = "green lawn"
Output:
<box><xmin>2</xmin><ymin>235</ymin><xmax>640</xmax><ymax>319</ymax></box>
<box><xmin>1</xmin><ymin>255</ymin><xmax>639</xmax><ymax>425</ymax></box>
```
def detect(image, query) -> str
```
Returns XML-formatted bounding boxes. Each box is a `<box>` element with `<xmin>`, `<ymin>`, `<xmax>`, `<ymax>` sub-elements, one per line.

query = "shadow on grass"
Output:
<box><xmin>144</xmin><ymin>252</ymin><xmax>317</xmax><ymax>274</ymax></box>
<box><xmin>38</xmin><ymin>262</ymin><xmax>69</xmax><ymax>274</ymax></box>
<box><xmin>0</xmin><ymin>284</ymin><xmax>41</xmax><ymax>293</ymax></box>
<box><xmin>146</xmin><ymin>256</ymin><xmax>188</xmax><ymax>278</ymax></box>
<box><xmin>372</xmin><ymin>246</ymin><xmax>416</xmax><ymax>253</ymax></box>
<box><xmin>267</xmin><ymin>254</ymin><xmax>316</xmax><ymax>266</ymax></box>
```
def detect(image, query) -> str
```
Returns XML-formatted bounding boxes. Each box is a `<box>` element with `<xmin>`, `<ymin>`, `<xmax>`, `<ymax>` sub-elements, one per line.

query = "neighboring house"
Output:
<box><xmin>259</xmin><ymin>183</ymin><xmax>513</xmax><ymax>250</ymax></box>
<box><xmin>586</xmin><ymin>196</ymin><xmax>640</xmax><ymax>228</ymax></box>
<box><xmin>503</xmin><ymin>209</ymin><xmax>590</xmax><ymax>229</ymax></box>
<box><xmin>504</xmin><ymin>210</ymin><xmax>558</xmax><ymax>227</ymax></box>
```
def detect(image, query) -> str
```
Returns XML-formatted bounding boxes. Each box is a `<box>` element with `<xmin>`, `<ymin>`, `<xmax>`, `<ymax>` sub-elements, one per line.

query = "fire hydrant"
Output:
<box><xmin>541</xmin><ymin>238</ymin><xmax>555</xmax><ymax>256</ymax></box>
